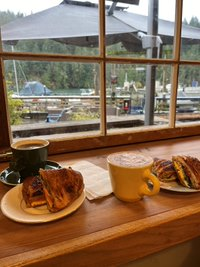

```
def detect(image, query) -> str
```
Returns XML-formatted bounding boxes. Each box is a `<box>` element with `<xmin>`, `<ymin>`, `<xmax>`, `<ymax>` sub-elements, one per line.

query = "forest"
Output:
<box><xmin>0</xmin><ymin>10</ymin><xmax>200</xmax><ymax>95</ymax></box>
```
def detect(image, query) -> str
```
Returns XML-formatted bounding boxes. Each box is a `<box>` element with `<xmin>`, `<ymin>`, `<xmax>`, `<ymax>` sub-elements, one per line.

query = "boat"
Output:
<box><xmin>19</xmin><ymin>81</ymin><xmax>52</xmax><ymax>96</ymax></box>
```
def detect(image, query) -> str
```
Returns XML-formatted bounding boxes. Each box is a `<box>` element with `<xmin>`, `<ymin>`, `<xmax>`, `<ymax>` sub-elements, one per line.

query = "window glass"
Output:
<box><xmin>175</xmin><ymin>65</ymin><xmax>200</xmax><ymax>125</ymax></box>
<box><xmin>4</xmin><ymin>60</ymin><xmax>101</xmax><ymax>139</ymax></box>
<box><xmin>106</xmin><ymin>63</ymin><xmax>172</xmax><ymax>132</ymax></box>
<box><xmin>3</xmin><ymin>40</ymin><xmax>99</xmax><ymax>56</ymax></box>
<box><xmin>181</xmin><ymin>0</ymin><xmax>200</xmax><ymax>61</ymax></box>
<box><xmin>106</xmin><ymin>0</ymin><xmax>175</xmax><ymax>59</ymax></box>
<box><xmin>1</xmin><ymin>0</ymin><xmax>100</xmax><ymax>56</ymax></box>
<box><xmin>0</xmin><ymin>0</ymin><xmax>200</xmax><ymax>154</ymax></box>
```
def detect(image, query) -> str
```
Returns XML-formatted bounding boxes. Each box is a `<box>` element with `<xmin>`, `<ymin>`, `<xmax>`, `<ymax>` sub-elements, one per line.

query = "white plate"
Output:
<box><xmin>0</xmin><ymin>184</ymin><xmax>85</xmax><ymax>223</ymax></box>
<box><xmin>160</xmin><ymin>181</ymin><xmax>200</xmax><ymax>193</ymax></box>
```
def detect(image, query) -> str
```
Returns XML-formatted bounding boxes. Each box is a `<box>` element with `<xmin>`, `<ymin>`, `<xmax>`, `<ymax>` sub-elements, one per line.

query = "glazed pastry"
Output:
<box><xmin>39</xmin><ymin>167</ymin><xmax>84</xmax><ymax>212</ymax></box>
<box><xmin>152</xmin><ymin>158</ymin><xmax>177</xmax><ymax>182</ymax></box>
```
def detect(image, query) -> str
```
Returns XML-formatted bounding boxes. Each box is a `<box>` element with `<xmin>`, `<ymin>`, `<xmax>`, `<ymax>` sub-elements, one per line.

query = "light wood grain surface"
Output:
<box><xmin>1</xmin><ymin>136</ymin><xmax>200</xmax><ymax>267</ymax></box>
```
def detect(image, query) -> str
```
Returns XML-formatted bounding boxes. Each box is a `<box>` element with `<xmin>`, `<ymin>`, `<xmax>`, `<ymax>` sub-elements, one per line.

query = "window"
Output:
<box><xmin>0</xmin><ymin>0</ymin><xmax>200</xmax><ymax>157</ymax></box>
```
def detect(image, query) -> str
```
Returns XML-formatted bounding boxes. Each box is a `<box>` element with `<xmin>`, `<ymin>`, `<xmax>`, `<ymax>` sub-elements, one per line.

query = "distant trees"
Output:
<box><xmin>0</xmin><ymin>10</ymin><xmax>23</xmax><ymax>25</ymax></box>
<box><xmin>184</xmin><ymin>16</ymin><xmax>200</xmax><ymax>27</ymax></box>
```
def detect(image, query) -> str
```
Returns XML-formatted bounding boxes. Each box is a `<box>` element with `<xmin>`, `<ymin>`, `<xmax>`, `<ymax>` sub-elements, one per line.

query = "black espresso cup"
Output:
<box><xmin>9</xmin><ymin>139</ymin><xmax>49</xmax><ymax>181</ymax></box>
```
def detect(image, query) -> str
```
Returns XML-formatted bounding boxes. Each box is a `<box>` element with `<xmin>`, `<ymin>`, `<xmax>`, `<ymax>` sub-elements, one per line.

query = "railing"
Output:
<box><xmin>156</xmin><ymin>96</ymin><xmax>200</xmax><ymax>101</ymax></box>
<box><xmin>12</xmin><ymin>94</ymin><xmax>132</xmax><ymax>115</ymax></box>
<box><xmin>155</xmin><ymin>96</ymin><xmax>200</xmax><ymax>113</ymax></box>
<box><xmin>12</xmin><ymin>95</ymin><xmax>131</xmax><ymax>100</ymax></box>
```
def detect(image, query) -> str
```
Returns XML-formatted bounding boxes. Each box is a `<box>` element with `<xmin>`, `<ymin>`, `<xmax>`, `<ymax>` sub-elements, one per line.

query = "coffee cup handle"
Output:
<box><xmin>139</xmin><ymin>169</ymin><xmax>160</xmax><ymax>196</ymax></box>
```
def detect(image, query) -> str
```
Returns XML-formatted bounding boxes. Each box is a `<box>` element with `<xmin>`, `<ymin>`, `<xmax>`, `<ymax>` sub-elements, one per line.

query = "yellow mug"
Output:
<box><xmin>107</xmin><ymin>152</ymin><xmax>160</xmax><ymax>202</ymax></box>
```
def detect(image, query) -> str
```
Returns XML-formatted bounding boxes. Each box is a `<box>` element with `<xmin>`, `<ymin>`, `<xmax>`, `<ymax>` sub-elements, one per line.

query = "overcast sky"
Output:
<box><xmin>0</xmin><ymin>0</ymin><xmax>198</xmax><ymax>22</ymax></box>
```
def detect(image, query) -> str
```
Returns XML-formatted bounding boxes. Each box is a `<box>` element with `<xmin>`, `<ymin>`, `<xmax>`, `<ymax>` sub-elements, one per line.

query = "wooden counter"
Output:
<box><xmin>1</xmin><ymin>136</ymin><xmax>200</xmax><ymax>267</ymax></box>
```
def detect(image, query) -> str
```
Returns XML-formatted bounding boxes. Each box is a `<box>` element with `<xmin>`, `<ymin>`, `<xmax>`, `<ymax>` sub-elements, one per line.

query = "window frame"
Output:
<box><xmin>1</xmin><ymin>0</ymin><xmax>200</xmax><ymax>158</ymax></box>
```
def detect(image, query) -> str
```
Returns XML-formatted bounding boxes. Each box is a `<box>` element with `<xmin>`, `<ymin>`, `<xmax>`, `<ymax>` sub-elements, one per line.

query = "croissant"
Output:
<box><xmin>39</xmin><ymin>167</ymin><xmax>84</xmax><ymax>212</ymax></box>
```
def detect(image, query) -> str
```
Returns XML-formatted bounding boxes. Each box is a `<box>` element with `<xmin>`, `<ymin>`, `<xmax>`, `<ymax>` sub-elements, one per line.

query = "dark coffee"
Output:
<box><xmin>16</xmin><ymin>143</ymin><xmax>44</xmax><ymax>150</ymax></box>
<box><xmin>10</xmin><ymin>139</ymin><xmax>49</xmax><ymax>181</ymax></box>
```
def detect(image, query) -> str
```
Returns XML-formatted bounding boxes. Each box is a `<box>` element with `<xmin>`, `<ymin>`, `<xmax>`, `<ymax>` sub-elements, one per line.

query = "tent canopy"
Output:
<box><xmin>1</xmin><ymin>0</ymin><xmax>200</xmax><ymax>51</ymax></box>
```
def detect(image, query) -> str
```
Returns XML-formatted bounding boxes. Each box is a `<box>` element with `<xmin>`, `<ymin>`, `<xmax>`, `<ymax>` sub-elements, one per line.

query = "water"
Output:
<box><xmin>53</xmin><ymin>88</ymin><xmax>94</xmax><ymax>96</ymax></box>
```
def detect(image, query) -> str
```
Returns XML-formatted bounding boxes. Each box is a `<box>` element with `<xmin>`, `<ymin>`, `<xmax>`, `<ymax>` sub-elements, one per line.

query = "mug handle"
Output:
<box><xmin>139</xmin><ymin>169</ymin><xmax>160</xmax><ymax>197</ymax></box>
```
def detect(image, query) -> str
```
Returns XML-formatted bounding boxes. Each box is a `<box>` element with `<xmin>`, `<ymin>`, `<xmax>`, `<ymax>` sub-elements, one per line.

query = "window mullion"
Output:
<box><xmin>0</xmin><ymin>30</ymin><xmax>12</xmax><ymax>152</ymax></box>
<box><xmin>169</xmin><ymin>0</ymin><xmax>183</xmax><ymax>127</ymax></box>
<box><xmin>99</xmin><ymin>0</ymin><xmax>107</xmax><ymax>136</ymax></box>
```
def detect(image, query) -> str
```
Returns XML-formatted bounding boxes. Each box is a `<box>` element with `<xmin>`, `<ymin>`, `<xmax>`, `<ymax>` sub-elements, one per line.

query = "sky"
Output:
<box><xmin>0</xmin><ymin>0</ymin><xmax>198</xmax><ymax>22</ymax></box>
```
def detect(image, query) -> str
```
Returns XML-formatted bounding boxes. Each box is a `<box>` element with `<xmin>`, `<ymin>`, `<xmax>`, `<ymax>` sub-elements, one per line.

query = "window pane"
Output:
<box><xmin>176</xmin><ymin>65</ymin><xmax>200</xmax><ymax>124</ymax></box>
<box><xmin>1</xmin><ymin>1</ymin><xmax>200</xmax><ymax>153</ymax></box>
<box><xmin>106</xmin><ymin>0</ymin><xmax>175</xmax><ymax>59</ymax></box>
<box><xmin>1</xmin><ymin>0</ymin><xmax>99</xmax><ymax>56</ymax></box>
<box><xmin>181</xmin><ymin>0</ymin><xmax>200</xmax><ymax>61</ymax></box>
<box><xmin>106</xmin><ymin>63</ymin><xmax>172</xmax><ymax>132</ymax></box>
<box><xmin>4</xmin><ymin>60</ymin><xmax>101</xmax><ymax>139</ymax></box>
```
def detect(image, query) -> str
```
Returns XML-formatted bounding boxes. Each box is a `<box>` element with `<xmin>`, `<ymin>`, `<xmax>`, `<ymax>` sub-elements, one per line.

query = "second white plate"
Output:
<box><xmin>160</xmin><ymin>181</ymin><xmax>200</xmax><ymax>193</ymax></box>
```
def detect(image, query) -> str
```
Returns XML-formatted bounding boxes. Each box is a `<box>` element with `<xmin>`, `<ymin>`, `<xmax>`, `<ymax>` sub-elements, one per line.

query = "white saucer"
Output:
<box><xmin>0</xmin><ymin>160</ymin><xmax>61</xmax><ymax>186</ymax></box>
